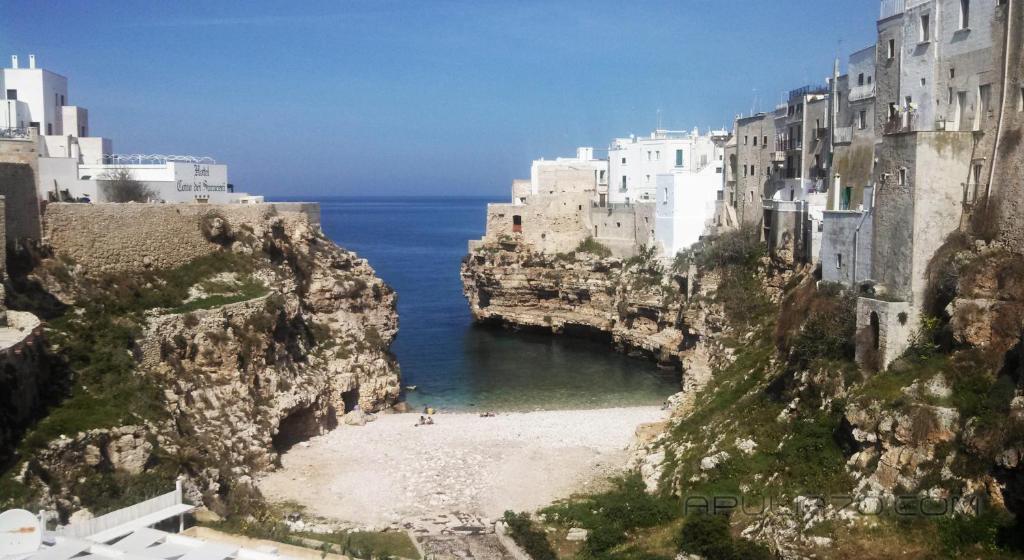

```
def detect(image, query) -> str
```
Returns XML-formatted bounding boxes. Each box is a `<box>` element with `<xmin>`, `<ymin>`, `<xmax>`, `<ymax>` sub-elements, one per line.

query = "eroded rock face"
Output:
<box><xmin>19</xmin><ymin>209</ymin><xmax>400</xmax><ymax>517</ymax></box>
<box><xmin>460</xmin><ymin>240</ymin><xmax>693</xmax><ymax>367</ymax></box>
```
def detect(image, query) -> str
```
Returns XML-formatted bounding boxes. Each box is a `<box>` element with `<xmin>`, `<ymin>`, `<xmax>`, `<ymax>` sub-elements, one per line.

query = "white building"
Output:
<box><xmin>525</xmin><ymin>146</ymin><xmax>608</xmax><ymax>204</ymax></box>
<box><xmin>608</xmin><ymin>128</ymin><xmax>723</xmax><ymax>204</ymax></box>
<box><xmin>653</xmin><ymin>132</ymin><xmax>727</xmax><ymax>257</ymax></box>
<box><xmin>3</xmin><ymin>54</ymin><xmax>252</xmax><ymax>204</ymax></box>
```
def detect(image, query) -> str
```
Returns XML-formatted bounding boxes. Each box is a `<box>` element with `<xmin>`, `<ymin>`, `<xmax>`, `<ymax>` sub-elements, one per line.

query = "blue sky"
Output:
<box><xmin>1</xmin><ymin>1</ymin><xmax>878</xmax><ymax>197</ymax></box>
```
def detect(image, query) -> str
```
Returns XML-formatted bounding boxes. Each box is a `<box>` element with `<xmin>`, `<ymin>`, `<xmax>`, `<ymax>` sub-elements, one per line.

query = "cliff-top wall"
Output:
<box><xmin>43</xmin><ymin>202</ymin><xmax>320</xmax><ymax>274</ymax></box>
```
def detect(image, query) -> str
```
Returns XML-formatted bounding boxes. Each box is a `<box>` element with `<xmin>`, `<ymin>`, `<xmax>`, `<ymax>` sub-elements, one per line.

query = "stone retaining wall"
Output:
<box><xmin>43</xmin><ymin>202</ymin><xmax>320</xmax><ymax>275</ymax></box>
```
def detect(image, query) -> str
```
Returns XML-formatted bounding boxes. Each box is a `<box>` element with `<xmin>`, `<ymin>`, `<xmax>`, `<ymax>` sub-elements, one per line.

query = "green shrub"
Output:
<box><xmin>543</xmin><ymin>474</ymin><xmax>679</xmax><ymax>557</ymax></box>
<box><xmin>788</xmin><ymin>284</ymin><xmax>857</xmax><ymax>365</ymax></box>
<box><xmin>696</xmin><ymin>225</ymin><xmax>764</xmax><ymax>270</ymax></box>
<box><xmin>575</xmin><ymin>237</ymin><xmax>613</xmax><ymax>258</ymax></box>
<box><xmin>937</xmin><ymin>508</ymin><xmax>1015</xmax><ymax>555</ymax></box>
<box><xmin>502</xmin><ymin>511</ymin><xmax>556</xmax><ymax>560</ymax></box>
<box><xmin>677</xmin><ymin>514</ymin><xmax>773</xmax><ymax>560</ymax></box>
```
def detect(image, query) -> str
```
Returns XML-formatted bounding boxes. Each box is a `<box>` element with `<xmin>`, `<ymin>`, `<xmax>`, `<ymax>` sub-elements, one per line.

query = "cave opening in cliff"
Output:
<box><xmin>342</xmin><ymin>388</ymin><xmax>360</xmax><ymax>413</ymax></box>
<box><xmin>272</xmin><ymin>405</ymin><xmax>321</xmax><ymax>454</ymax></box>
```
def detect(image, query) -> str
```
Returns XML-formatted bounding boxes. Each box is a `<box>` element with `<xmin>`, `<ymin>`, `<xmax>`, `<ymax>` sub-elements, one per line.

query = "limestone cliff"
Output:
<box><xmin>461</xmin><ymin>239</ymin><xmax>692</xmax><ymax>367</ymax></box>
<box><xmin>2</xmin><ymin>205</ymin><xmax>400</xmax><ymax>520</ymax></box>
<box><xmin>464</xmin><ymin>232</ymin><xmax>1024</xmax><ymax>558</ymax></box>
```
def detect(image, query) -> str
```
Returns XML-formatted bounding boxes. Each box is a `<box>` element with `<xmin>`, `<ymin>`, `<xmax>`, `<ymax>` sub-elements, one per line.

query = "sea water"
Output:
<box><xmin>306</xmin><ymin>196</ymin><xmax>679</xmax><ymax>412</ymax></box>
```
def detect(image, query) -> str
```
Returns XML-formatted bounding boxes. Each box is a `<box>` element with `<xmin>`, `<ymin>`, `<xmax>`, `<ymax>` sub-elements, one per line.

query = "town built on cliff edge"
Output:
<box><xmin>470</xmin><ymin>0</ymin><xmax>1024</xmax><ymax>373</ymax></box>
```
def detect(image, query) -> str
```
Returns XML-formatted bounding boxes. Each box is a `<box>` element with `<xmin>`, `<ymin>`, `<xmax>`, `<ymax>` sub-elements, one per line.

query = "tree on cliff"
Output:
<box><xmin>99</xmin><ymin>168</ymin><xmax>155</xmax><ymax>203</ymax></box>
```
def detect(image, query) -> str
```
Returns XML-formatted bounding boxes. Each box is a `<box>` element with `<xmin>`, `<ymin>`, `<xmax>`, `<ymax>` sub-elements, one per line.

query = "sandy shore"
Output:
<box><xmin>257</xmin><ymin>407</ymin><xmax>665</xmax><ymax>527</ymax></box>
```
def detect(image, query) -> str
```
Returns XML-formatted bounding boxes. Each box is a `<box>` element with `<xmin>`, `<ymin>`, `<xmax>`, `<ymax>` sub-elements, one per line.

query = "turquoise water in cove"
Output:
<box><xmin>303</xmin><ymin>196</ymin><xmax>679</xmax><ymax>412</ymax></box>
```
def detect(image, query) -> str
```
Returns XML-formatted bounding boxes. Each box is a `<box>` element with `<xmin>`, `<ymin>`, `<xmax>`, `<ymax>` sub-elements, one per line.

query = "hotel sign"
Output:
<box><xmin>173</xmin><ymin>162</ymin><xmax>229</xmax><ymax>193</ymax></box>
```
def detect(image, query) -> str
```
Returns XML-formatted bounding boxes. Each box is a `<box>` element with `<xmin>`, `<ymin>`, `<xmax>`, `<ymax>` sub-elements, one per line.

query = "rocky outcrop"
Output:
<box><xmin>461</xmin><ymin>239</ymin><xmax>692</xmax><ymax>367</ymax></box>
<box><xmin>10</xmin><ymin>205</ymin><xmax>400</xmax><ymax>518</ymax></box>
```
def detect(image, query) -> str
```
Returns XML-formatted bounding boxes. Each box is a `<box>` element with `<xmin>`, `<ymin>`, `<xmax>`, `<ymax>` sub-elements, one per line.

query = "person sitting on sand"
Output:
<box><xmin>425</xmin><ymin>416</ymin><xmax>434</xmax><ymax>425</ymax></box>
<box><xmin>414</xmin><ymin>415</ymin><xmax>426</xmax><ymax>427</ymax></box>
<box><xmin>479</xmin><ymin>411</ymin><xmax>496</xmax><ymax>418</ymax></box>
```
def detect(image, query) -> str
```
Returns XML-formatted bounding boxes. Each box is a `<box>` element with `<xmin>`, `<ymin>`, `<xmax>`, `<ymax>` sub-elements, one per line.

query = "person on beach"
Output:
<box><xmin>415</xmin><ymin>416</ymin><xmax>426</xmax><ymax>427</ymax></box>
<box><xmin>425</xmin><ymin>416</ymin><xmax>434</xmax><ymax>425</ymax></box>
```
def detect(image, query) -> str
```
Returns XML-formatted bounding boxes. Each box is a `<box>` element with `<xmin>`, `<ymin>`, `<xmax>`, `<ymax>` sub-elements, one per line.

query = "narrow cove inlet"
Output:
<box><xmin>257</xmin><ymin>196</ymin><xmax>679</xmax><ymax>528</ymax></box>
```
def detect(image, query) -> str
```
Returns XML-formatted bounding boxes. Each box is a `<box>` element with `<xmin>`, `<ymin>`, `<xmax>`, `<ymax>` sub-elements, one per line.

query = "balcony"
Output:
<box><xmin>883</xmin><ymin>111</ymin><xmax>918</xmax><ymax>135</ymax></box>
<box><xmin>834</xmin><ymin>127</ymin><xmax>853</xmax><ymax>144</ymax></box>
<box><xmin>849</xmin><ymin>83</ymin><xmax>876</xmax><ymax>102</ymax></box>
<box><xmin>776</xmin><ymin>138</ymin><xmax>803</xmax><ymax>151</ymax></box>
<box><xmin>770</xmin><ymin>151</ymin><xmax>786</xmax><ymax>163</ymax></box>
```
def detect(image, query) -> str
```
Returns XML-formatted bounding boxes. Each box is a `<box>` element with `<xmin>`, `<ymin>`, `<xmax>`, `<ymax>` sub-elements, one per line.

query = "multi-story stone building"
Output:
<box><xmin>821</xmin><ymin>46</ymin><xmax>878</xmax><ymax>286</ymax></box>
<box><xmin>856</xmin><ymin>0</ymin><xmax>1016</xmax><ymax>370</ymax></box>
<box><xmin>730</xmin><ymin>113</ymin><xmax>777</xmax><ymax>227</ymax></box>
<box><xmin>761</xmin><ymin>85</ymin><xmax>833</xmax><ymax>266</ymax></box>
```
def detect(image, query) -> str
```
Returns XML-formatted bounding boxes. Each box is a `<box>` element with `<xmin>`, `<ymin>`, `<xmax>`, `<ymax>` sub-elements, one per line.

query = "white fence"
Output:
<box><xmin>59</xmin><ymin>482</ymin><xmax>183</xmax><ymax>539</ymax></box>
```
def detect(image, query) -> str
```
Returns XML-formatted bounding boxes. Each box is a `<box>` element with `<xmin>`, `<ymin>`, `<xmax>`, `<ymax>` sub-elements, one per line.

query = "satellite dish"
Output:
<box><xmin>0</xmin><ymin>509</ymin><xmax>42</xmax><ymax>556</ymax></box>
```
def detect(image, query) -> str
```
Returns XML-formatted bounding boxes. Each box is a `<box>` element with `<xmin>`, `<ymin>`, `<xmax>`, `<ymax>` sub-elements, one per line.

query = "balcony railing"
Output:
<box><xmin>770</xmin><ymin>151</ymin><xmax>786</xmax><ymax>163</ymax></box>
<box><xmin>776</xmin><ymin>138</ymin><xmax>803</xmax><ymax>151</ymax></box>
<box><xmin>0</xmin><ymin>127</ymin><xmax>31</xmax><ymax>140</ymax></box>
<box><xmin>834</xmin><ymin>127</ymin><xmax>853</xmax><ymax>144</ymax></box>
<box><xmin>849</xmin><ymin>83</ymin><xmax>876</xmax><ymax>102</ymax></box>
<box><xmin>880</xmin><ymin>0</ymin><xmax>905</xmax><ymax>19</ymax></box>
<box><xmin>883</xmin><ymin>112</ymin><xmax>918</xmax><ymax>135</ymax></box>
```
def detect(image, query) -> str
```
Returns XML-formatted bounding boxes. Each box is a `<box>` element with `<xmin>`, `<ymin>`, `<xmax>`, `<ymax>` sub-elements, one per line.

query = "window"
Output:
<box><xmin>675</xmin><ymin>149</ymin><xmax>683</xmax><ymax>167</ymax></box>
<box><xmin>887</xmin><ymin>39</ymin><xmax>895</xmax><ymax>59</ymax></box>
<box><xmin>960</xmin><ymin>0</ymin><xmax>970</xmax><ymax>28</ymax></box>
<box><xmin>512</xmin><ymin>215</ymin><xmax>522</xmax><ymax>233</ymax></box>
<box><xmin>921</xmin><ymin>78</ymin><xmax>926</xmax><ymax>86</ymax></box>
<box><xmin>621</xmin><ymin>157</ymin><xmax>627</xmax><ymax>165</ymax></box>
<box><xmin>5</xmin><ymin>89</ymin><xmax>15</xmax><ymax>100</ymax></box>
<box><xmin>753</xmin><ymin>136</ymin><xmax>758</xmax><ymax>146</ymax></box>
<box><xmin>762</xmin><ymin>135</ymin><xmax>767</xmax><ymax>146</ymax></box>
<box><xmin>1017</xmin><ymin>87</ymin><xmax>1023</xmax><ymax>111</ymax></box>
<box><xmin>858</xmin><ymin>73</ymin><xmax>865</xmax><ymax>86</ymax></box>
<box><xmin>897</xmin><ymin>168</ymin><xmax>907</xmax><ymax>186</ymax></box>
<box><xmin>975</xmin><ymin>84</ymin><xmax>992</xmax><ymax>131</ymax></box>
<box><xmin>858</xmin><ymin>110</ymin><xmax>867</xmax><ymax>129</ymax></box>
<box><xmin>950</xmin><ymin>68</ymin><xmax>956</xmax><ymax>79</ymax></box>
<box><xmin>836</xmin><ymin>254</ymin><xmax>843</xmax><ymax>270</ymax></box>
<box><xmin>948</xmin><ymin>87</ymin><xmax>954</xmax><ymax>104</ymax></box>
<box><xmin>662</xmin><ymin>187</ymin><xmax>668</xmax><ymax>204</ymax></box>
<box><xmin>46</xmin><ymin>123</ymin><xmax>52</xmax><ymax>134</ymax></box>
<box><xmin>645</xmin><ymin>174</ymin><xmax>650</xmax><ymax>184</ymax></box>
<box><xmin>743</xmin><ymin>165</ymin><xmax>748</xmax><ymax>177</ymax></box>
<box><xmin>621</xmin><ymin>176</ymin><xmax>627</xmax><ymax>189</ymax></box>
<box><xmin>744</xmin><ymin>135</ymin><xmax>748</xmax><ymax>145</ymax></box>
<box><xmin>920</xmin><ymin>14</ymin><xmax>930</xmax><ymax>42</ymax></box>
<box><xmin>867</xmin><ymin>76</ymin><xmax>872</xmax><ymax>84</ymax></box>
<box><xmin>646</xmin><ymin>150</ymin><xmax>652</xmax><ymax>161</ymax></box>
<box><xmin>655</xmin><ymin>150</ymin><xmax>660</xmax><ymax>160</ymax></box>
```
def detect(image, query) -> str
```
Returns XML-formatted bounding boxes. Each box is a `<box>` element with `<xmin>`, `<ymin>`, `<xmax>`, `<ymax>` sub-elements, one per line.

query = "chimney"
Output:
<box><xmin>28</xmin><ymin>54</ymin><xmax>36</xmax><ymax>69</ymax></box>
<box><xmin>11</xmin><ymin>55</ymin><xmax>18</xmax><ymax>69</ymax></box>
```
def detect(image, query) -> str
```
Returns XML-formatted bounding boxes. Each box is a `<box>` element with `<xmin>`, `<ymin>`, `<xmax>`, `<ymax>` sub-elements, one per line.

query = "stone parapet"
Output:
<box><xmin>43</xmin><ymin>202</ymin><xmax>321</xmax><ymax>275</ymax></box>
